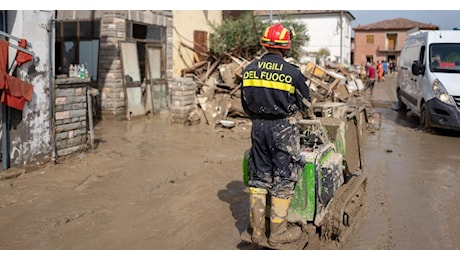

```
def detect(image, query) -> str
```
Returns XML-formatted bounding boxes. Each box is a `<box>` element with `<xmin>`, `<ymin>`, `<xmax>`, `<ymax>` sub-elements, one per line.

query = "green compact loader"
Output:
<box><xmin>241</xmin><ymin>102</ymin><xmax>368</xmax><ymax>249</ymax></box>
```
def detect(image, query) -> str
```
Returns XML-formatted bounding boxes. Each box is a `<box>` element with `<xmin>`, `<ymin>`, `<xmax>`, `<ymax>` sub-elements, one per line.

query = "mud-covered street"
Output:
<box><xmin>343</xmin><ymin>75</ymin><xmax>460</xmax><ymax>250</ymax></box>
<box><xmin>1</xmin><ymin>73</ymin><xmax>460</xmax><ymax>252</ymax></box>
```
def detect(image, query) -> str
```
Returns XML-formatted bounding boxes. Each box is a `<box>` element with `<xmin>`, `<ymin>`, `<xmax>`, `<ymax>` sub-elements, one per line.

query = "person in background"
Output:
<box><xmin>377</xmin><ymin>61</ymin><xmax>384</xmax><ymax>82</ymax></box>
<box><xmin>431</xmin><ymin>53</ymin><xmax>442</xmax><ymax>68</ymax></box>
<box><xmin>382</xmin><ymin>60</ymin><xmax>388</xmax><ymax>75</ymax></box>
<box><xmin>390</xmin><ymin>60</ymin><xmax>396</xmax><ymax>73</ymax></box>
<box><xmin>365</xmin><ymin>62</ymin><xmax>376</xmax><ymax>94</ymax></box>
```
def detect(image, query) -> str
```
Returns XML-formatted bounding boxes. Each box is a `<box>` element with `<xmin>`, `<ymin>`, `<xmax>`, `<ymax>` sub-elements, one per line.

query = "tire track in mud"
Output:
<box><xmin>343</xmin><ymin>128</ymin><xmax>396</xmax><ymax>249</ymax></box>
<box><xmin>368</xmin><ymin>152</ymin><xmax>396</xmax><ymax>249</ymax></box>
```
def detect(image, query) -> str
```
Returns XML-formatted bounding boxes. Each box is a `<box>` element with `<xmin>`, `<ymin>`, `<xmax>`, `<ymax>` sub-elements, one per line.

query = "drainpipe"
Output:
<box><xmin>340</xmin><ymin>10</ymin><xmax>343</xmax><ymax>64</ymax></box>
<box><xmin>1</xmin><ymin>11</ymin><xmax>9</xmax><ymax>170</ymax></box>
<box><xmin>48</xmin><ymin>17</ymin><xmax>57</xmax><ymax>163</ymax></box>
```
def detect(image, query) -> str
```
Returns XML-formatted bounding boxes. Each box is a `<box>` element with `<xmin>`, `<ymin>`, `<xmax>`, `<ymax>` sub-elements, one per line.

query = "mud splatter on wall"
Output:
<box><xmin>4</xmin><ymin>10</ymin><xmax>55</xmax><ymax>167</ymax></box>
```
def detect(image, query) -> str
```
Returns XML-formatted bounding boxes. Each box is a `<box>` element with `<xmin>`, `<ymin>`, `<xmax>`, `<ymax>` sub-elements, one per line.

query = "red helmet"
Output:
<box><xmin>260</xmin><ymin>23</ymin><xmax>291</xmax><ymax>49</ymax></box>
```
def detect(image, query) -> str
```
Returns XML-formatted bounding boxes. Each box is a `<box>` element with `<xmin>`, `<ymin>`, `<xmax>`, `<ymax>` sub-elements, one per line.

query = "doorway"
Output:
<box><xmin>120</xmin><ymin>41</ymin><xmax>168</xmax><ymax>119</ymax></box>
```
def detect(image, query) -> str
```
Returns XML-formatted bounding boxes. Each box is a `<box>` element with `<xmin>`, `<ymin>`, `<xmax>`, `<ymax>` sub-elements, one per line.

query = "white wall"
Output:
<box><xmin>6</xmin><ymin>10</ymin><xmax>54</xmax><ymax>166</ymax></box>
<box><xmin>302</xmin><ymin>15</ymin><xmax>352</xmax><ymax>64</ymax></box>
<box><xmin>266</xmin><ymin>12</ymin><xmax>353</xmax><ymax>65</ymax></box>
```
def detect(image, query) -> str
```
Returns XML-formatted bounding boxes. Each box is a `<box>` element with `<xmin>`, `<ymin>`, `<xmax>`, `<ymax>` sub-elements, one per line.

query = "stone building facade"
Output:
<box><xmin>0</xmin><ymin>10</ymin><xmax>217</xmax><ymax>169</ymax></box>
<box><xmin>56</xmin><ymin>10</ymin><xmax>173</xmax><ymax>120</ymax></box>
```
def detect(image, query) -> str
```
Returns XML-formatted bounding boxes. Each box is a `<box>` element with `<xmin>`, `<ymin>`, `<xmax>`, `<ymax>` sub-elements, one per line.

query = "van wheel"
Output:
<box><xmin>420</xmin><ymin>103</ymin><xmax>431</xmax><ymax>130</ymax></box>
<box><xmin>396</xmin><ymin>89</ymin><xmax>407</xmax><ymax>112</ymax></box>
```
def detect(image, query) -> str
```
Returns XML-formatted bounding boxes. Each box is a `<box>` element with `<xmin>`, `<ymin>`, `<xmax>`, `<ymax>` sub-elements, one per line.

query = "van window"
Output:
<box><xmin>430</xmin><ymin>43</ymin><xmax>460</xmax><ymax>72</ymax></box>
<box><xmin>400</xmin><ymin>45</ymin><xmax>420</xmax><ymax>68</ymax></box>
<box><xmin>419</xmin><ymin>46</ymin><xmax>426</xmax><ymax>63</ymax></box>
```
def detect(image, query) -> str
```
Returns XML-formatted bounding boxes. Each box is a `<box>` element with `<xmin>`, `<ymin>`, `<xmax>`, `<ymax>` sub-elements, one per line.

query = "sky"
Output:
<box><xmin>4</xmin><ymin>0</ymin><xmax>460</xmax><ymax>12</ymax></box>
<box><xmin>4</xmin><ymin>0</ymin><xmax>460</xmax><ymax>32</ymax></box>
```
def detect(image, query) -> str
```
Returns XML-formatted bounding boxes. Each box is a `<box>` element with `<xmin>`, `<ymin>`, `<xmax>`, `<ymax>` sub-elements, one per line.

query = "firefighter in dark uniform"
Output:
<box><xmin>241</xmin><ymin>22</ymin><xmax>312</xmax><ymax>248</ymax></box>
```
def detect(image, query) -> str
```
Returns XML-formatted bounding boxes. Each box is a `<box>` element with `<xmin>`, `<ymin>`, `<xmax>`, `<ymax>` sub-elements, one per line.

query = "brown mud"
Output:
<box><xmin>1</xmin><ymin>73</ymin><xmax>460</xmax><ymax>251</ymax></box>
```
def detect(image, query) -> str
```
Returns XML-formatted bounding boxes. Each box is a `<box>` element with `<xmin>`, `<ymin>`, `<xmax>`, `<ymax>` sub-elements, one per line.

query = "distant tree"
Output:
<box><xmin>209</xmin><ymin>12</ymin><xmax>266</xmax><ymax>60</ymax></box>
<box><xmin>318</xmin><ymin>47</ymin><xmax>330</xmax><ymax>58</ymax></box>
<box><xmin>209</xmin><ymin>12</ymin><xmax>310</xmax><ymax>61</ymax></box>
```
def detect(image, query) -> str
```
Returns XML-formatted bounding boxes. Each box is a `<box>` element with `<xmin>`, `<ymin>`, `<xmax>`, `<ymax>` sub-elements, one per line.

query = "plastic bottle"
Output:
<box><xmin>69</xmin><ymin>64</ymin><xmax>74</xmax><ymax>78</ymax></box>
<box><xmin>80</xmin><ymin>64</ymin><xmax>85</xmax><ymax>79</ymax></box>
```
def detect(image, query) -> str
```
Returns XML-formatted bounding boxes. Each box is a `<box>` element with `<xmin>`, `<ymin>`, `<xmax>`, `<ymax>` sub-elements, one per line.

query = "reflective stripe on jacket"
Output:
<box><xmin>241</xmin><ymin>53</ymin><xmax>310</xmax><ymax>119</ymax></box>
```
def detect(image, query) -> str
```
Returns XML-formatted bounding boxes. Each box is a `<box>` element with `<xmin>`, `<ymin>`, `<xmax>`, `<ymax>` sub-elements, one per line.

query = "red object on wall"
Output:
<box><xmin>15</xmin><ymin>38</ymin><xmax>33</xmax><ymax>66</ymax></box>
<box><xmin>0</xmin><ymin>39</ymin><xmax>8</xmax><ymax>87</ymax></box>
<box><xmin>0</xmin><ymin>38</ymin><xmax>34</xmax><ymax>111</ymax></box>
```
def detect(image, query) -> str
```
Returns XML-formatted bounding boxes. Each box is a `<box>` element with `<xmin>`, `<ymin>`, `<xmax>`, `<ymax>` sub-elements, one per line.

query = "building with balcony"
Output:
<box><xmin>353</xmin><ymin>17</ymin><xmax>439</xmax><ymax>67</ymax></box>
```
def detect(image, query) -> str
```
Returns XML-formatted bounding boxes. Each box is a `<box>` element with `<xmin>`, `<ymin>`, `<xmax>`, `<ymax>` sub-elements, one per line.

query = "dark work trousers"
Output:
<box><xmin>247</xmin><ymin>117</ymin><xmax>303</xmax><ymax>199</ymax></box>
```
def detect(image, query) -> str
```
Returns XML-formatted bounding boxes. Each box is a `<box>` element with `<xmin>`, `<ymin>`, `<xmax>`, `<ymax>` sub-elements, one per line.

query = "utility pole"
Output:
<box><xmin>340</xmin><ymin>10</ymin><xmax>343</xmax><ymax>64</ymax></box>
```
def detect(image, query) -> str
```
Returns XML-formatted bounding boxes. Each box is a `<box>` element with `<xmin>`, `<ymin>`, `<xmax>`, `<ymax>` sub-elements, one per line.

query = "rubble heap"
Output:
<box><xmin>173</xmin><ymin>54</ymin><xmax>371</xmax><ymax>129</ymax></box>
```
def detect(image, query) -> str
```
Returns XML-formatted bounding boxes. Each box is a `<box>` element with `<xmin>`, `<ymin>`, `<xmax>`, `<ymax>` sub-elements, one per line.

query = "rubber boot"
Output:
<box><xmin>268</xmin><ymin>196</ymin><xmax>302</xmax><ymax>247</ymax></box>
<box><xmin>248</xmin><ymin>187</ymin><xmax>268</xmax><ymax>245</ymax></box>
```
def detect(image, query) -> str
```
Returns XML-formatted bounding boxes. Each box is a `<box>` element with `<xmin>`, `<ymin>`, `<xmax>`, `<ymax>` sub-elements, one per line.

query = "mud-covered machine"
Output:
<box><xmin>241</xmin><ymin>101</ymin><xmax>368</xmax><ymax>249</ymax></box>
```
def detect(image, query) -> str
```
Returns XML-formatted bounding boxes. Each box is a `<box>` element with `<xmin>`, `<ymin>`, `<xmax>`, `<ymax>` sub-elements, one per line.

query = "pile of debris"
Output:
<box><xmin>176</xmin><ymin>54</ymin><xmax>249</xmax><ymax>127</ymax></box>
<box><xmin>303</xmin><ymin>62</ymin><xmax>365</xmax><ymax>103</ymax></box>
<box><xmin>175</xmin><ymin>54</ymin><xmax>371</xmax><ymax>129</ymax></box>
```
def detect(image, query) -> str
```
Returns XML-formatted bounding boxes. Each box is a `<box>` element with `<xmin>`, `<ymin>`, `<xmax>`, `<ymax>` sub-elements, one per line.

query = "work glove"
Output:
<box><xmin>301</xmin><ymin>107</ymin><xmax>316</xmax><ymax>119</ymax></box>
<box><xmin>299</xmin><ymin>97</ymin><xmax>316</xmax><ymax>119</ymax></box>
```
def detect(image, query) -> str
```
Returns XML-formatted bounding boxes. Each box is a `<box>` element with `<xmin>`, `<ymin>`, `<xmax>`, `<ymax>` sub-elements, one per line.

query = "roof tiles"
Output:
<box><xmin>353</xmin><ymin>17</ymin><xmax>439</xmax><ymax>31</ymax></box>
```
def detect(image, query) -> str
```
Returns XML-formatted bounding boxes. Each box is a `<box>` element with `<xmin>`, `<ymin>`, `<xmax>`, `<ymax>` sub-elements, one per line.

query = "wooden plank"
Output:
<box><xmin>193</xmin><ymin>30</ymin><xmax>208</xmax><ymax>62</ymax></box>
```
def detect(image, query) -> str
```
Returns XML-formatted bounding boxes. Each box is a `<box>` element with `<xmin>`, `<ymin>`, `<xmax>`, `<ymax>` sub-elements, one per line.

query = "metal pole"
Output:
<box><xmin>87</xmin><ymin>87</ymin><xmax>95</xmax><ymax>149</ymax></box>
<box><xmin>49</xmin><ymin>17</ymin><xmax>58</xmax><ymax>163</ymax></box>
<box><xmin>1</xmin><ymin>11</ymin><xmax>9</xmax><ymax>170</ymax></box>
<box><xmin>2</xmin><ymin>105</ymin><xmax>9</xmax><ymax>170</ymax></box>
<box><xmin>0</xmin><ymin>30</ymin><xmax>33</xmax><ymax>48</ymax></box>
<box><xmin>269</xmin><ymin>10</ymin><xmax>272</xmax><ymax>23</ymax></box>
<box><xmin>340</xmin><ymin>11</ymin><xmax>343</xmax><ymax>64</ymax></box>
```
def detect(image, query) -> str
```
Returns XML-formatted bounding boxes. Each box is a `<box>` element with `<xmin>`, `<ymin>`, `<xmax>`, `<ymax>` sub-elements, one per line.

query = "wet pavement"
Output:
<box><xmin>344</xmin><ymin>73</ymin><xmax>460</xmax><ymax>250</ymax></box>
<box><xmin>1</xmin><ymin>72</ymin><xmax>460</xmax><ymax>252</ymax></box>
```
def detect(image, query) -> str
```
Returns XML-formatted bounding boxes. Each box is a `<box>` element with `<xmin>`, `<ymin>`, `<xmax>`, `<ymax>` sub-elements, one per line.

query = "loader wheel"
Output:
<box><xmin>320</xmin><ymin>174</ymin><xmax>367</xmax><ymax>243</ymax></box>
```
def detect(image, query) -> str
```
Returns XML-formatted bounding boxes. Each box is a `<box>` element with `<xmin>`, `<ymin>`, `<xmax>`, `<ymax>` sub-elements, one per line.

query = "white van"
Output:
<box><xmin>396</xmin><ymin>30</ymin><xmax>460</xmax><ymax>131</ymax></box>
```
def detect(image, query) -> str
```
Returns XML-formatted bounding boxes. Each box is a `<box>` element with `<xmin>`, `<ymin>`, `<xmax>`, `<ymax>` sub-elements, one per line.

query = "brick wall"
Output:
<box><xmin>54</xmin><ymin>78</ymin><xmax>90</xmax><ymax>157</ymax></box>
<box><xmin>354</xmin><ymin>30</ymin><xmax>408</xmax><ymax>66</ymax></box>
<box><xmin>169</xmin><ymin>78</ymin><xmax>196</xmax><ymax>124</ymax></box>
<box><xmin>98</xmin><ymin>11</ymin><xmax>127</xmax><ymax>120</ymax></box>
<box><xmin>58</xmin><ymin>10</ymin><xmax>174</xmax><ymax>121</ymax></box>
<box><xmin>97</xmin><ymin>10</ymin><xmax>173</xmax><ymax>120</ymax></box>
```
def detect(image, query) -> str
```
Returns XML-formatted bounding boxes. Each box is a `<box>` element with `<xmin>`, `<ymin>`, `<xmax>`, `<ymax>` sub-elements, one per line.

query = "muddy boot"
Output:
<box><xmin>268</xmin><ymin>196</ymin><xmax>301</xmax><ymax>247</ymax></box>
<box><xmin>248</xmin><ymin>187</ymin><xmax>268</xmax><ymax>245</ymax></box>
